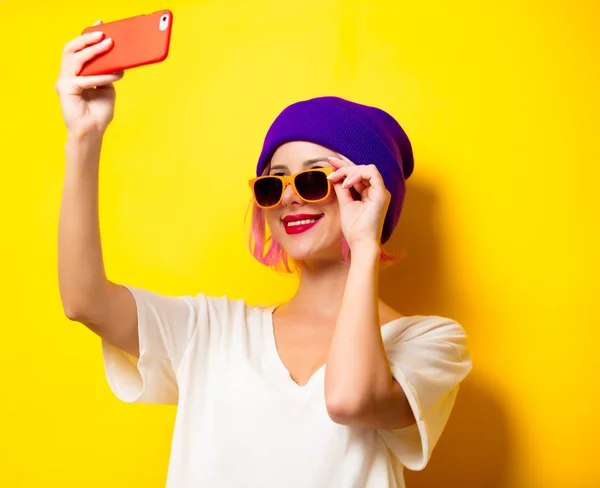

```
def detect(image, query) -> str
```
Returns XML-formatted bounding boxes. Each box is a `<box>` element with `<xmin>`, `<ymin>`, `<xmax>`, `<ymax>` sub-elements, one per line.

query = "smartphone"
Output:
<box><xmin>79</xmin><ymin>10</ymin><xmax>173</xmax><ymax>76</ymax></box>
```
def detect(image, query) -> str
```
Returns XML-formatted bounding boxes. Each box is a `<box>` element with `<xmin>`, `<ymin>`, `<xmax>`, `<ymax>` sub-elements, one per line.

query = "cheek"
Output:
<box><xmin>322</xmin><ymin>199</ymin><xmax>342</xmax><ymax>231</ymax></box>
<box><xmin>323</xmin><ymin>193</ymin><xmax>339</xmax><ymax>212</ymax></box>
<box><xmin>265</xmin><ymin>210</ymin><xmax>281</xmax><ymax>231</ymax></box>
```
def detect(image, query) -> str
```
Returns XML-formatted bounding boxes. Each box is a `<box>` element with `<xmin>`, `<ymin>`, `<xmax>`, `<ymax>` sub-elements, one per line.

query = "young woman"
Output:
<box><xmin>56</xmin><ymin>31</ymin><xmax>472</xmax><ymax>488</ymax></box>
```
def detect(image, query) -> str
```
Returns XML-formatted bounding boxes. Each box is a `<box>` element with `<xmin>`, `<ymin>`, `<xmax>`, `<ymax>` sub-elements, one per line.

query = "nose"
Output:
<box><xmin>281</xmin><ymin>181</ymin><xmax>304</xmax><ymax>208</ymax></box>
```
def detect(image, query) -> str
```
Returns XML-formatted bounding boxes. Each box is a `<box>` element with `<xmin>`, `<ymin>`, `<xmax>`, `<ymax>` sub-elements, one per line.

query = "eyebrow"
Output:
<box><xmin>269</xmin><ymin>157</ymin><xmax>331</xmax><ymax>172</ymax></box>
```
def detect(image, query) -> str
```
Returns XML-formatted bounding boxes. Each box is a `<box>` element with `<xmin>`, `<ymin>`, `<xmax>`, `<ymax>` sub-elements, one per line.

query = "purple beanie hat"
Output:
<box><xmin>256</xmin><ymin>96</ymin><xmax>414</xmax><ymax>243</ymax></box>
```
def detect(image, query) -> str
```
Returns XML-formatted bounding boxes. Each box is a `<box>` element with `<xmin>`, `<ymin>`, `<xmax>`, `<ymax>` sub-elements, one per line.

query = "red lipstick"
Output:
<box><xmin>282</xmin><ymin>213</ymin><xmax>324</xmax><ymax>235</ymax></box>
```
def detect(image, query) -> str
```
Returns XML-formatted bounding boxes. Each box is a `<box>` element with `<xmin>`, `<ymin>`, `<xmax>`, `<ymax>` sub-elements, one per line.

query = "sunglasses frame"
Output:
<box><xmin>249</xmin><ymin>167</ymin><xmax>335</xmax><ymax>209</ymax></box>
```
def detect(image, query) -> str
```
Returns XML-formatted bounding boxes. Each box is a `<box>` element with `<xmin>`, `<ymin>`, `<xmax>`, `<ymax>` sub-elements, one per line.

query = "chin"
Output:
<box><xmin>278</xmin><ymin>234</ymin><xmax>344</xmax><ymax>263</ymax></box>
<box><xmin>267</xmin><ymin>212</ymin><xmax>344</xmax><ymax>263</ymax></box>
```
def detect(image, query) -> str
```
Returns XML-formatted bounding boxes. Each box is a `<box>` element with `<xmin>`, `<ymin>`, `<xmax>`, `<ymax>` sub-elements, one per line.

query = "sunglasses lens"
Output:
<box><xmin>254</xmin><ymin>177</ymin><xmax>283</xmax><ymax>207</ymax></box>
<box><xmin>295</xmin><ymin>170</ymin><xmax>329</xmax><ymax>201</ymax></box>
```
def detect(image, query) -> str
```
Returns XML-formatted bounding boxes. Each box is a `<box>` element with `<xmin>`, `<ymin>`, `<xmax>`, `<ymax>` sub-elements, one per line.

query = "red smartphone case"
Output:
<box><xmin>79</xmin><ymin>10</ymin><xmax>173</xmax><ymax>76</ymax></box>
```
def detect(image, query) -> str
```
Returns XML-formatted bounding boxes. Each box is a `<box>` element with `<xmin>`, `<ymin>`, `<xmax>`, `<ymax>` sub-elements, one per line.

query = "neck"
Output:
<box><xmin>285</xmin><ymin>258</ymin><xmax>352</xmax><ymax>317</ymax></box>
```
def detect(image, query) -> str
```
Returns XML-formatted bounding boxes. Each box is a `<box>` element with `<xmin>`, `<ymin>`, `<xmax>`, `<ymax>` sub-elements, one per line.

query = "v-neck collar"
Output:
<box><xmin>262</xmin><ymin>306</ymin><xmax>325</xmax><ymax>399</ymax></box>
<box><xmin>260</xmin><ymin>306</ymin><xmax>410</xmax><ymax>398</ymax></box>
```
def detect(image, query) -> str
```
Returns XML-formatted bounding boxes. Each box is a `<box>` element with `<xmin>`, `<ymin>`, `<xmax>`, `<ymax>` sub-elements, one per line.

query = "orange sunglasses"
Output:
<box><xmin>248</xmin><ymin>168</ymin><xmax>335</xmax><ymax>209</ymax></box>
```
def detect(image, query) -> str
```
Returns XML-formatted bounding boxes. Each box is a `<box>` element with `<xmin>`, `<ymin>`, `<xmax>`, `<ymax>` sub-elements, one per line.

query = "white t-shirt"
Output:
<box><xmin>102</xmin><ymin>286</ymin><xmax>472</xmax><ymax>488</ymax></box>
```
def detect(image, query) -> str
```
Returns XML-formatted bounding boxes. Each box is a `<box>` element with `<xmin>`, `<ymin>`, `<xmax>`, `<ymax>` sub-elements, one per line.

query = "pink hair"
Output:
<box><xmin>247</xmin><ymin>201</ymin><xmax>294</xmax><ymax>273</ymax></box>
<box><xmin>246</xmin><ymin>200</ymin><xmax>399</xmax><ymax>273</ymax></box>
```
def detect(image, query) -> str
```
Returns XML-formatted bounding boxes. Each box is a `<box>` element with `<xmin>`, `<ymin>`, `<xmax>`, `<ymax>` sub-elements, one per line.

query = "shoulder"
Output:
<box><xmin>381</xmin><ymin>314</ymin><xmax>468</xmax><ymax>346</ymax></box>
<box><xmin>202</xmin><ymin>294</ymin><xmax>271</xmax><ymax>323</ymax></box>
<box><xmin>145</xmin><ymin>289</ymin><xmax>266</xmax><ymax>329</ymax></box>
<box><xmin>180</xmin><ymin>294</ymin><xmax>270</xmax><ymax>352</ymax></box>
<box><xmin>379</xmin><ymin>301</ymin><xmax>404</xmax><ymax>325</ymax></box>
<box><xmin>382</xmin><ymin>315</ymin><xmax>471</xmax><ymax>370</ymax></box>
<box><xmin>378</xmin><ymin>302</ymin><xmax>456</xmax><ymax>341</ymax></box>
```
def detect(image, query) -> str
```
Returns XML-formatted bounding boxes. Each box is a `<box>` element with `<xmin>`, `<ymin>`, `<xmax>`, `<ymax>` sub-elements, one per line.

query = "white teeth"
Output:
<box><xmin>286</xmin><ymin>218</ymin><xmax>319</xmax><ymax>227</ymax></box>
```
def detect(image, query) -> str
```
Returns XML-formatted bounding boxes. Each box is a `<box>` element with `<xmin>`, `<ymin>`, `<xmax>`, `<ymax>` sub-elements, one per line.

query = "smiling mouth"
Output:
<box><xmin>281</xmin><ymin>214</ymin><xmax>324</xmax><ymax>235</ymax></box>
<box><xmin>285</xmin><ymin>216</ymin><xmax>322</xmax><ymax>227</ymax></box>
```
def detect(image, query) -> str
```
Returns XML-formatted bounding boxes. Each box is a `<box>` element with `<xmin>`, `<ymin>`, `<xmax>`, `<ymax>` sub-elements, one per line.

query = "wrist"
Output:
<box><xmin>348</xmin><ymin>239</ymin><xmax>380</xmax><ymax>261</ymax></box>
<box><xmin>64</xmin><ymin>132</ymin><xmax>104</xmax><ymax>169</ymax></box>
<box><xmin>66</xmin><ymin>129</ymin><xmax>104</xmax><ymax>146</ymax></box>
<box><xmin>65</xmin><ymin>120</ymin><xmax>107</xmax><ymax>146</ymax></box>
<box><xmin>65</xmin><ymin>127</ymin><xmax>104</xmax><ymax>151</ymax></box>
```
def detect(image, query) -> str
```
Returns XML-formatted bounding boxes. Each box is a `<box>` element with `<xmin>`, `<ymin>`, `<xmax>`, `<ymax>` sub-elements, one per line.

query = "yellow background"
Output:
<box><xmin>1</xmin><ymin>0</ymin><xmax>598</xmax><ymax>487</ymax></box>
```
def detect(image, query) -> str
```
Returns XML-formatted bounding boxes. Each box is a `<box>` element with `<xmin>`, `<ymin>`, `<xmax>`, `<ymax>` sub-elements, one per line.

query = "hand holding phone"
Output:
<box><xmin>79</xmin><ymin>10</ymin><xmax>173</xmax><ymax>76</ymax></box>
<box><xmin>55</xmin><ymin>32</ymin><xmax>123</xmax><ymax>138</ymax></box>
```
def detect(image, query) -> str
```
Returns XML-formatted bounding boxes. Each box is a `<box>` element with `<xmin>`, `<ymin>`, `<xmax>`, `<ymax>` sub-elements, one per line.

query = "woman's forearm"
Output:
<box><xmin>324</xmin><ymin>242</ymin><xmax>394</xmax><ymax>417</ymax></box>
<box><xmin>58</xmin><ymin>134</ymin><xmax>110</xmax><ymax>319</ymax></box>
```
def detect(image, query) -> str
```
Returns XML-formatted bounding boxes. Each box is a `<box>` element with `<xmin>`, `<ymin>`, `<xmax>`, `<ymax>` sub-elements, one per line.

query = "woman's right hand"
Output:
<box><xmin>55</xmin><ymin>26</ymin><xmax>125</xmax><ymax>139</ymax></box>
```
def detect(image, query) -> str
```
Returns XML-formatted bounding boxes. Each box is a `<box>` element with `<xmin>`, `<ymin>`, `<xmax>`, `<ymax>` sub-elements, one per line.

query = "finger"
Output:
<box><xmin>345</xmin><ymin>165</ymin><xmax>387</xmax><ymax>191</ymax></box>
<box><xmin>362</xmin><ymin>165</ymin><xmax>388</xmax><ymax>191</ymax></box>
<box><xmin>341</xmin><ymin>174</ymin><xmax>366</xmax><ymax>189</ymax></box>
<box><xmin>72</xmin><ymin>37</ymin><xmax>114</xmax><ymax>75</ymax></box>
<box><xmin>327</xmin><ymin>157</ymin><xmax>356</xmax><ymax>173</ymax></box>
<box><xmin>63</xmin><ymin>31</ymin><xmax>105</xmax><ymax>54</ymax></box>
<box><xmin>327</xmin><ymin>155</ymin><xmax>355</xmax><ymax>166</ymax></box>
<box><xmin>95</xmin><ymin>82</ymin><xmax>116</xmax><ymax>92</ymax></box>
<box><xmin>327</xmin><ymin>157</ymin><xmax>345</xmax><ymax>169</ymax></box>
<box><xmin>327</xmin><ymin>166</ymin><xmax>353</xmax><ymax>182</ymax></box>
<box><xmin>328</xmin><ymin>168</ymin><xmax>368</xmax><ymax>190</ymax></box>
<box><xmin>94</xmin><ymin>72</ymin><xmax>124</xmax><ymax>91</ymax></box>
<box><xmin>327</xmin><ymin>164</ymin><xmax>385</xmax><ymax>187</ymax></box>
<box><xmin>55</xmin><ymin>70</ymin><xmax>123</xmax><ymax>96</ymax></box>
<box><xmin>74</xmin><ymin>71</ymin><xmax>123</xmax><ymax>90</ymax></box>
<box><xmin>328</xmin><ymin>171</ymin><xmax>360</xmax><ymax>193</ymax></box>
<box><xmin>331</xmin><ymin>179</ymin><xmax>355</xmax><ymax>206</ymax></box>
<box><xmin>331</xmin><ymin>166</ymin><xmax>389</xmax><ymax>204</ymax></box>
<box><xmin>344</xmin><ymin>176</ymin><xmax>369</xmax><ymax>194</ymax></box>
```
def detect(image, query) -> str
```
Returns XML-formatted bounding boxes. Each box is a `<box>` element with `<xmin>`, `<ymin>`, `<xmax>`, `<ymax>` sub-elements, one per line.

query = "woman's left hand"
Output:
<box><xmin>327</xmin><ymin>157</ymin><xmax>391</xmax><ymax>250</ymax></box>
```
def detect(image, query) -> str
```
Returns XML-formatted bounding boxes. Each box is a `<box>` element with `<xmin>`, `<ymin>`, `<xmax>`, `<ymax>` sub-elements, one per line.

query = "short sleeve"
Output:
<box><xmin>377</xmin><ymin>316</ymin><xmax>472</xmax><ymax>471</ymax></box>
<box><xmin>101</xmin><ymin>285</ymin><xmax>211</xmax><ymax>405</ymax></box>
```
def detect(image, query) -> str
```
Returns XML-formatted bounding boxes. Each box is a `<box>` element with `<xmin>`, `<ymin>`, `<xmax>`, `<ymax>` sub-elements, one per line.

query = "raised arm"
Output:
<box><xmin>324</xmin><ymin>161</ymin><xmax>412</xmax><ymax>428</ymax></box>
<box><xmin>56</xmin><ymin>29</ymin><xmax>138</xmax><ymax>356</ymax></box>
